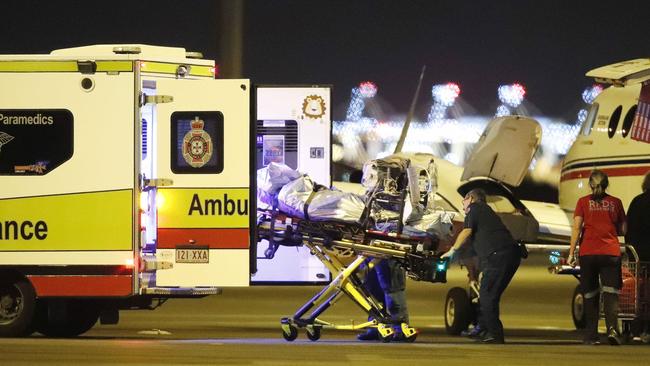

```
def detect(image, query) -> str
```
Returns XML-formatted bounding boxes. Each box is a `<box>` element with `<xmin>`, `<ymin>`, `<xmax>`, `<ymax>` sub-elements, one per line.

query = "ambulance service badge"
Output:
<box><xmin>182</xmin><ymin>117</ymin><xmax>212</xmax><ymax>168</ymax></box>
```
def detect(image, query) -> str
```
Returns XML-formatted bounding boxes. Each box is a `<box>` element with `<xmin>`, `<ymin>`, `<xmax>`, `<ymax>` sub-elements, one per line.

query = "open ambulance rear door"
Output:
<box><xmin>140</xmin><ymin>78</ymin><xmax>251</xmax><ymax>290</ymax></box>
<box><xmin>253</xmin><ymin>85</ymin><xmax>332</xmax><ymax>283</ymax></box>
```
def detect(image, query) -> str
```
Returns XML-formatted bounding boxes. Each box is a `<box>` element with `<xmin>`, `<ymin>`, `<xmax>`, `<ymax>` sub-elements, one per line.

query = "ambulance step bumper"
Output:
<box><xmin>142</xmin><ymin>287</ymin><xmax>222</xmax><ymax>296</ymax></box>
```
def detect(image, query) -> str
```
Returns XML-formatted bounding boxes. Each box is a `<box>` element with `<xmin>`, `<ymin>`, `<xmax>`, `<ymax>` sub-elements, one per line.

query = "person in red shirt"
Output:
<box><xmin>568</xmin><ymin>170</ymin><xmax>627</xmax><ymax>345</ymax></box>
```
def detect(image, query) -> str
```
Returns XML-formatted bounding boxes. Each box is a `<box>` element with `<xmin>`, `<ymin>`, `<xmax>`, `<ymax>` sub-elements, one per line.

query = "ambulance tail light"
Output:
<box><xmin>211</xmin><ymin>65</ymin><xmax>219</xmax><ymax>78</ymax></box>
<box><xmin>155</xmin><ymin>191</ymin><xmax>166</xmax><ymax>210</ymax></box>
<box><xmin>140</xmin><ymin>212</ymin><xmax>146</xmax><ymax>231</ymax></box>
<box><xmin>139</xmin><ymin>192</ymin><xmax>149</xmax><ymax>211</ymax></box>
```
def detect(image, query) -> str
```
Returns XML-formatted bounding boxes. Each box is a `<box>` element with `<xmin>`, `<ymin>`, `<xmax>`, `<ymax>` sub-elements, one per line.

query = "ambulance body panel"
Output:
<box><xmin>0</xmin><ymin>45</ymin><xmax>252</xmax><ymax>337</ymax></box>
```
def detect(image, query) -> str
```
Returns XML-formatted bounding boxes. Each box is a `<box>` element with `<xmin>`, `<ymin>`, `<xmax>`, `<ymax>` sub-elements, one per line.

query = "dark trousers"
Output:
<box><xmin>479</xmin><ymin>246</ymin><xmax>521</xmax><ymax>340</ymax></box>
<box><xmin>363</xmin><ymin>259</ymin><xmax>408</xmax><ymax>324</ymax></box>
<box><xmin>579</xmin><ymin>255</ymin><xmax>622</xmax><ymax>340</ymax></box>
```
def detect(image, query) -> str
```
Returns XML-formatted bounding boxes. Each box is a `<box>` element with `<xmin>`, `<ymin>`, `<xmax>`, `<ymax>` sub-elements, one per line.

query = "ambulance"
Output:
<box><xmin>0</xmin><ymin>44</ymin><xmax>332</xmax><ymax>337</ymax></box>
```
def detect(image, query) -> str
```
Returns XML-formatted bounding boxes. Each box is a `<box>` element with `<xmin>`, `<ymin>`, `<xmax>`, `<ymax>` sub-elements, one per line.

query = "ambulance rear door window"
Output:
<box><xmin>171</xmin><ymin>111</ymin><xmax>224</xmax><ymax>174</ymax></box>
<box><xmin>0</xmin><ymin>109</ymin><xmax>73</xmax><ymax>176</ymax></box>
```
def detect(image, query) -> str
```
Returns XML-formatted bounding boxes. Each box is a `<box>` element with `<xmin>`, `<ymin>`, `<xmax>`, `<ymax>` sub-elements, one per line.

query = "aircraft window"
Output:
<box><xmin>621</xmin><ymin>105</ymin><xmax>637</xmax><ymax>138</ymax></box>
<box><xmin>580</xmin><ymin>103</ymin><xmax>599</xmax><ymax>136</ymax></box>
<box><xmin>607</xmin><ymin>105</ymin><xmax>622</xmax><ymax>138</ymax></box>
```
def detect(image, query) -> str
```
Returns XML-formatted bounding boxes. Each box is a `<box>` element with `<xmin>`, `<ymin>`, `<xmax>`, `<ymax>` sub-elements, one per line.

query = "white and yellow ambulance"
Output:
<box><xmin>0</xmin><ymin>44</ymin><xmax>331</xmax><ymax>337</ymax></box>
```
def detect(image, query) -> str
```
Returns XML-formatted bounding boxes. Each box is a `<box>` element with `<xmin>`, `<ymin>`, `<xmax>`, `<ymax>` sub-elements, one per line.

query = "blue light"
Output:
<box><xmin>549</xmin><ymin>250</ymin><xmax>561</xmax><ymax>265</ymax></box>
<box><xmin>436</xmin><ymin>259</ymin><xmax>448</xmax><ymax>272</ymax></box>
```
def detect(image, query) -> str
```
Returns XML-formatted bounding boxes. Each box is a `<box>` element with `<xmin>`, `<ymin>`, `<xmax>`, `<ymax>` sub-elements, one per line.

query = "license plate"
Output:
<box><xmin>175</xmin><ymin>248</ymin><xmax>209</xmax><ymax>263</ymax></box>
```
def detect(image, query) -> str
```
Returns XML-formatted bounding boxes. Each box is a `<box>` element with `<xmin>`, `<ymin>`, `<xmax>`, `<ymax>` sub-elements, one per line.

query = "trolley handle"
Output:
<box><xmin>624</xmin><ymin>244</ymin><xmax>640</xmax><ymax>264</ymax></box>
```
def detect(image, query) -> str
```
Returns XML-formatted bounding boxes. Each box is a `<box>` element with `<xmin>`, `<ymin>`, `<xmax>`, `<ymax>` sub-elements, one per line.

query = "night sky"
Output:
<box><xmin>3</xmin><ymin>0</ymin><xmax>650</xmax><ymax>120</ymax></box>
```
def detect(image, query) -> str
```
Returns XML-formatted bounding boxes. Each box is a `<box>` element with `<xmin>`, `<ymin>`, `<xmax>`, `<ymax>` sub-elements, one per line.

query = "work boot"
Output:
<box><xmin>607</xmin><ymin>327</ymin><xmax>623</xmax><ymax>346</ymax></box>
<box><xmin>463</xmin><ymin>324</ymin><xmax>486</xmax><ymax>339</ymax></box>
<box><xmin>582</xmin><ymin>337</ymin><xmax>601</xmax><ymax>345</ymax></box>
<box><xmin>480</xmin><ymin>333</ymin><xmax>505</xmax><ymax>344</ymax></box>
<box><xmin>356</xmin><ymin>328</ymin><xmax>379</xmax><ymax>341</ymax></box>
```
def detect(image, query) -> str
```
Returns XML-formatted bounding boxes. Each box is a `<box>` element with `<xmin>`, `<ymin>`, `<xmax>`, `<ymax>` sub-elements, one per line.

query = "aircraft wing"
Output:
<box><xmin>521</xmin><ymin>199</ymin><xmax>572</xmax><ymax>251</ymax></box>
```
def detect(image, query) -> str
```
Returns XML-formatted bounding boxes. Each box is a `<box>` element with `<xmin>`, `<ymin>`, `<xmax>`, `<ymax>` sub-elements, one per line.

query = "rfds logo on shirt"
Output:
<box><xmin>588</xmin><ymin>199</ymin><xmax>617</xmax><ymax>212</ymax></box>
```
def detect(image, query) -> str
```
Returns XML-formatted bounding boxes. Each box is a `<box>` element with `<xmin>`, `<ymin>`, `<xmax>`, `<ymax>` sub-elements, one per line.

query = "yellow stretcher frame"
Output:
<box><xmin>257</xmin><ymin>217</ymin><xmax>447</xmax><ymax>342</ymax></box>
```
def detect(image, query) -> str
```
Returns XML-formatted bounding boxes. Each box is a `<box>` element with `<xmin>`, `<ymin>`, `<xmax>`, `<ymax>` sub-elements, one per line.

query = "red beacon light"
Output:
<box><xmin>359</xmin><ymin>81</ymin><xmax>378</xmax><ymax>98</ymax></box>
<box><xmin>512</xmin><ymin>82</ymin><xmax>526</xmax><ymax>98</ymax></box>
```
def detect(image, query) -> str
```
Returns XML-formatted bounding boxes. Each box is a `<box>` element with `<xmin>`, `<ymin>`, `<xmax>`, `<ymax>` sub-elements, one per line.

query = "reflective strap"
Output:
<box><xmin>584</xmin><ymin>289</ymin><xmax>600</xmax><ymax>299</ymax></box>
<box><xmin>140</xmin><ymin>61</ymin><xmax>213</xmax><ymax>77</ymax></box>
<box><xmin>602</xmin><ymin>286</ymin><xmax>620</xmax><ymax>294</ymax></box>
<box><xmin>0</xmin><ymin>60</ymin><xmax>132</xmax><ymax>73</ymax></box>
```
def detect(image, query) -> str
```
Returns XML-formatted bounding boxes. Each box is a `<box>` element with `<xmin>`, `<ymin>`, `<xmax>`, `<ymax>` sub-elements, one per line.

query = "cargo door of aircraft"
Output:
<box><xmin>254</xmin><ymin>85</ymin><xmax>332</xmax><ymax>283</ymax></box>
<box><xmin>144</xmin><ymin>78</ymin><xmax>251</xmax><ymax>287</ymax></box>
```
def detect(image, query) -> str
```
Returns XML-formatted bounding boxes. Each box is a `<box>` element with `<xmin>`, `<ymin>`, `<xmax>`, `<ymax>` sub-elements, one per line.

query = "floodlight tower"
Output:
<box><xmin>495</xmin><ymin>83</ymin><xmax>526</xmax><ymax>117</ymax></box>
<box><xmin>346</xmin><ymin>81</ymin><xmax>378</xmax><ymax>121</ymax></box>
<box><xmin>427</xmin><ymin>83</ymin><xmax>461</xmax><ymax>122</ymax></box>
<box><xmin>575</xmin><ymin>84</ymin><xmax>603</xmax><ymax>125</ymax></box>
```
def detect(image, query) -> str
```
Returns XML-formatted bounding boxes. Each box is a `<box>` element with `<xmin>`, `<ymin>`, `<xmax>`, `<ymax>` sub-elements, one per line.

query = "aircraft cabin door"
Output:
<box><xmin>146</xmin><ymin>78</ymin><xmax>251</xmax><ymax>287</ymax></box>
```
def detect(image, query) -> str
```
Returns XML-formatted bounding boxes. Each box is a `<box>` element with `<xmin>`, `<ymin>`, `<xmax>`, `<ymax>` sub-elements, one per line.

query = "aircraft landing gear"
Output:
<box><xmin>444</xmin><ymin>287</ymin><xmax>474</xmax><ymax>335</ymax></box>
<box><xmin>571</xmin><ymin>284</ymin><xmax>586</xmax><ymax>329</ymax></box>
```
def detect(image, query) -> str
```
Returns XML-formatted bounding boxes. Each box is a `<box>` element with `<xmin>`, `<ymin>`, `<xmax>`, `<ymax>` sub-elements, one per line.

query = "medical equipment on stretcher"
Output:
<box><xmin>256</xmin><ymin>154</ymin><xmax>452</xmax><ymax>342</ymax></box>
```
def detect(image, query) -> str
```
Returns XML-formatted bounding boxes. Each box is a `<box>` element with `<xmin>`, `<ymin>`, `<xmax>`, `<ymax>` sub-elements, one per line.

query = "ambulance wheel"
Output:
<box><xmin>571</xmin><ymin>285</ymin><xmax>586</xmax><ymax>330</ymax></box>
<box><xmin>306</xmin><ymin>326</ymin><xmax>321</xmax><ymax>341</ymax></box>
<box><xmin>37</xmin><ymin>300</ymin><xmax>99</xmax><ymax>337</ymax></box>
<box><xmin>282</xmin><ymin>324</ymin><xmax>298</xmax><ymax>341</ymax></box>
<box><xmin>445</xmin><ymin>287</ymin><xmax>472</xmax><ymax>335</ymax></box>
<box><xmin>0</xmin><ymin>276</ymin><xmax>36</xmax><ymax>337</ymax></box>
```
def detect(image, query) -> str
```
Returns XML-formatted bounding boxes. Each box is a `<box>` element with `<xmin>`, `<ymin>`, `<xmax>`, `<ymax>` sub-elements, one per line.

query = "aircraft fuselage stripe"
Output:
<box><xmin>562</xmin><ymin>158</ymin><xmax>650</xmax><ymax>173</ymax></box>
<box><xmin>560</xmin><ymin>165</ymin><xmax>650</xmax><ymax>182</ymax></box>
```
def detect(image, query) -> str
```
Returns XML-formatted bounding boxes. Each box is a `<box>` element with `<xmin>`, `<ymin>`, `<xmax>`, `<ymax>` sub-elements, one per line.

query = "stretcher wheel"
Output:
<box><xmin>445</xmin><ymin>287</ymin><xmax>472</xmax><ymax>335</ymax></box>
<box><xmin>401</xmin><ymin>332</ymin><xmax>417</xmax><ymax>343</ymax></box>
<box><xmin>281</xmin><ymin>323</ymin><xmax>298</xmax><ymax>341</ymax></box>
<box><xmin>306</xmin><ymin>326</ymin><xmax>321</xmax><ymax>341</ymax></box>
<box><xmin>380</xmin><ymin>332</ymin><xmax>392</xmax><ymax>343</ymax></box>
<box><xmin>640</xmin><ymin>332</ymin><xmax>650</xmax><ymax>344</ymax></box>
<box><xmin>398</xmin><ymin>323</ymin><xmax>418</xmax><ymax>343</ymax></box>
<box><xmin>377</xmin><ymin>323</ymin><xmax>394</xmax><ymax>343</ymax></box>
<box><xmin>571</xmin><ymin>284</ymin><xmax>586</xmax><ymax>330</ymax></box>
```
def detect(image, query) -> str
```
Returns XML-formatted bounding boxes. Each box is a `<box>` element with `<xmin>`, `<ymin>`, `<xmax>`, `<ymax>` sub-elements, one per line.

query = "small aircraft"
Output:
<box><xmin>336</xmin><ymin>59</ymin><xmax>650</xmax><ymax>334</ymax></box>
<box><xmin>559</xmin><ymin>59</ymin><xmax>650</xmax><ymax>211</ymax></box>
<box><xmin>444</xmin><ymin>59</ymin><xmax>650</xmax><ymax>334</ymax></box>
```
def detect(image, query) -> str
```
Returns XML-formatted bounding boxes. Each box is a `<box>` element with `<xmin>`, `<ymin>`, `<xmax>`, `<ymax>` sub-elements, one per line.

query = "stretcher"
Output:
<box><xmin>256</xmin><ymin>208</ymin><xmax>449</xmax><ymax>342</ymax></box>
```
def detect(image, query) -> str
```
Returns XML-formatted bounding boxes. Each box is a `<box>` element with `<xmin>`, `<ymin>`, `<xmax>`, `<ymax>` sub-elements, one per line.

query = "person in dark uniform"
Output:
<box><xmin>625</xmin><ymin>172</ymin><xmax>650</xmax><ymax>339</ymax></box>
<box><xmin>626</xmin><ymin>172</ymin><xmax>650</xmax><ymax>261</ymax></box>
<box><xmin>442</xmin><ymin>188</ymin><xmax>521</xmax><ymax>344</ymax></box>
